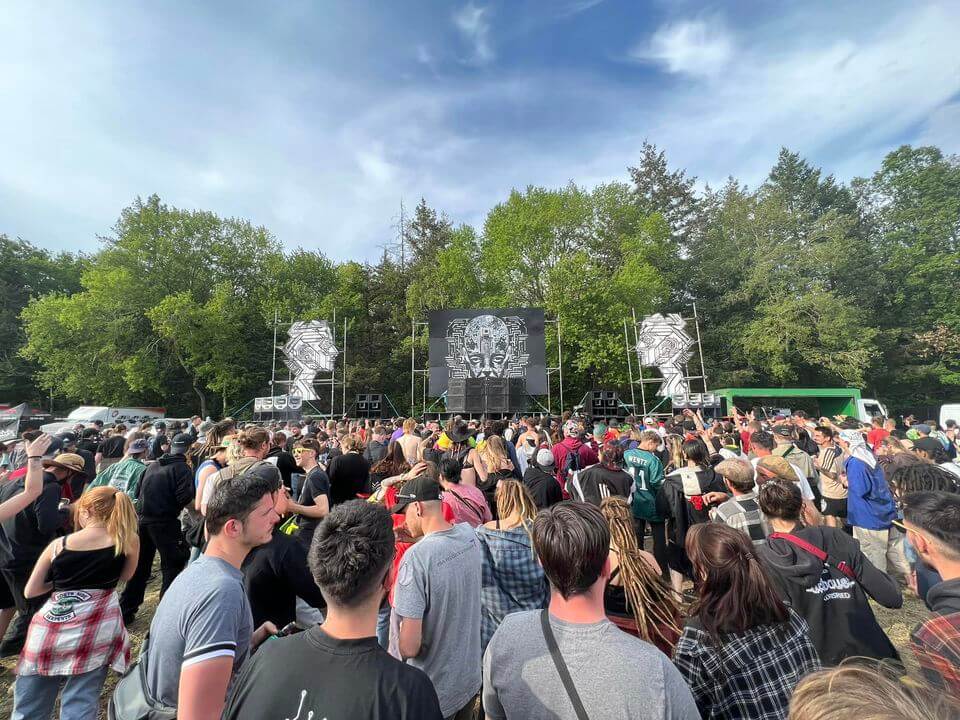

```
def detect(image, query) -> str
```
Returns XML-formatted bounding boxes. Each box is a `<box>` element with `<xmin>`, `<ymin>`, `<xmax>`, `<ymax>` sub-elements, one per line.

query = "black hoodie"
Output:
<box><xmin>927</xmin><ymin>577</ymin><xmax>960</xmax><ymax>615</ymax></box>
<box><xmin>137</xmin><ymin>453</ymin><xmax>194</xmax><ymax>524</ymax></box>
<box><xmin>759</xmin><ymin>525</ymin><xmax>902</xmax><ymax>666</ymax></box>
<box><xmin>521</xmin><ymin>465</ymin><xmax>562</xmax><ymax>509</ymax></box>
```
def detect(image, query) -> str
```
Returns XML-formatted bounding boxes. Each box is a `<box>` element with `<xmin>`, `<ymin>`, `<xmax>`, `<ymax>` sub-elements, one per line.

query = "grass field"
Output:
<box><xmin>0</xmin><ymin>563</ymin><xmax>933</xmax><ymax>718</ymax></box>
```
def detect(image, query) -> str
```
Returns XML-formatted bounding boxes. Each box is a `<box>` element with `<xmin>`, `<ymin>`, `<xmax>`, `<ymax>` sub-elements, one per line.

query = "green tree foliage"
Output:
<box><xmin>0</xmin><ymin>236</ymin><xmax>84</xmax><ymax>406</ymax></box>
<box><xmin>10</xmin><ymin>145</ymin><xmax>960</xmax><ymax>417</ymax></box>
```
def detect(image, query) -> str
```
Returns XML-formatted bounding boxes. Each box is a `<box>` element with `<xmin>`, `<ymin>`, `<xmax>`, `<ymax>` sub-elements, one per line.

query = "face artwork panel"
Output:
<box><xmin>635</xmin><ymin>313</ymin><xmax>695</xmax><ymax>396</ymax></box>
<box><xmin>445</xmin><ymin>314</ymin><xmax>530</xmax><ymax>380</ymax></box>
<box><xmin>282</xmin><ymin>320</ymin><xmax>339</xmax><ymax>400</ymax></box>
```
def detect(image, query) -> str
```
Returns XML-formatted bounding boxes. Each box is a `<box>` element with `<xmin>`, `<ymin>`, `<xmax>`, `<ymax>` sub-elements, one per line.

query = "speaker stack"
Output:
<box><xmin>447</xmin><ymin>378</ymin><xmax>527</xmax><ymax>415</ymax></box>
<box><xmin>580</xmin><ymin>390</ymin><xmax>623</xmax><ymax>420</ymax></box>
<box><xmin>354</xmin><ymin>393</ymin><xmax>383</xmax><ymax>418</ymax></box>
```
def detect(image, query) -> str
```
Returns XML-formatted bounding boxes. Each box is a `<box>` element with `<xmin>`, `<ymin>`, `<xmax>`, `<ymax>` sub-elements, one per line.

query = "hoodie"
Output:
<box><xmin>138</xmin><ymin>453</ymin><xmax>195</xmax><ymax>523</ymax></box>
<box><xmin>551</xmin><ymin>436</ymin><xmax>598</xmax><ymax>488</ymax></box>
<box><xmin>521</xmin><ymin>465</ymin><xmax>562</xmax><ymax>509</ymax></box>
<box><xmin>927</xmin><ymin>577</ymin><xmax>960</xmax><ymax>615</ymax></box>
<box><xmin>845</xmin><ymin>456</ymin><xmax>897</xmax><ymax>530</ymax></box>
<box><xmin>759</xmin><ymin>525</ymin><xmax>902</xmax><ymax>665</ymax></box>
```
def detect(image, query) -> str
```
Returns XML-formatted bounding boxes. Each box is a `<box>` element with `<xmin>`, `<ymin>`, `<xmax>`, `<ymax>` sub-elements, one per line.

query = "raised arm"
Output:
<box><xmin>0</xmin><ymin>434</ymin><xmax>52</xmax><ymax>522</ymax></box>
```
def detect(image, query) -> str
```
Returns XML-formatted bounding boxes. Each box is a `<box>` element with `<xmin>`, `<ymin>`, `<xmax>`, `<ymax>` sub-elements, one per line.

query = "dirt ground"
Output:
<box><xmin>0</xmin><ymin>566</ymin><xmax>933</xmax><ymax>718</ymax></box>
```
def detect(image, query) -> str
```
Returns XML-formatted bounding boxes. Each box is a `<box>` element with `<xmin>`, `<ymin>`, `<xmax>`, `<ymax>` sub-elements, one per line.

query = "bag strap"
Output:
<box><xmin>540</xmin><ymin>610</ymin><xmax>590</xmax><ymax>720</ymax></box>
<box><xmin>445</xmin><ymin>487</ymin><xmax>486</xmax><ymax>523</ymax></box>
<box><xmin>768</xmin><ymin>532</ymin><xmax>857</xmax><ymax>581</ymax></box>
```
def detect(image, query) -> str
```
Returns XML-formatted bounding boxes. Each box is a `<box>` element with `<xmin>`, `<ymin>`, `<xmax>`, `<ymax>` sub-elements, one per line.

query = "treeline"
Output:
<box><xmin>4</xmin><ymin>143</ymin><xmax>958</xmax><ymax>417</ymax></box>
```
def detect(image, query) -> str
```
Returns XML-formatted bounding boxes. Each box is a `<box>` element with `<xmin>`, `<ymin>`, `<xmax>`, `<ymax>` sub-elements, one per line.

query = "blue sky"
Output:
<box><xmin>2</xmin><ymin>1</ymin><xmax>958</xmax><ymax>261</ymax></box>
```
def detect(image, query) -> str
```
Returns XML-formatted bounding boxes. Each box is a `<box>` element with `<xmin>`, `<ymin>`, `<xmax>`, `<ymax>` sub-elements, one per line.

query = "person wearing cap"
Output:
<box><xmin>914</xmin><ymin>437</ymin><xmax>960</xmax><ymax>480</ymax></box>
<box><xmin>149</xmin><ymin>421</ymin><xmax>169</xmax><ymax>460</ymax></box>
<box><xmin>393</xmin><ymin>475</ymin><xmax>482</xmax><ymax>719</ymax></box>
<box><xmin>85</xmin><ymin>436</ymin><xmax>150</xmax><ymax>509</ymax></box>
<box><xmin>55</xmin><ymin>431</ymin><xmax>96</xmax><ymax>497</ymax></box>
<box><xmin>771</xmin><ymin>424</ymin><xmax>819</xmax><ymax>505</ymax></box>
<box><xmin>119</xmin><ymin>432</ymin><xmax>195</xmax><ymax>625</ymax></box>
<box><xmin>0</xmin><ymin>442</ymin><xmax>81</xmax><ymax>656</ymax></box>
<box><xmin>521</xmin><ymin>448</ymin><xmax>563</xmax><ymax>510</ymax></box>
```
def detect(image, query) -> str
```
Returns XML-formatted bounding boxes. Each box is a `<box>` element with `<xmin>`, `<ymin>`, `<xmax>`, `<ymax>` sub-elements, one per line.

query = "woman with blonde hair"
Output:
<box><xmin>466</xmin><ymin>434</ymin><xmax>515</xmax><ymax>518</ymax></box>
<box><xmin>599</xmin><ymin>497</ymin><xmax>684</xmax><ymax>654</ymax></box>
<box><xmin>789</xmin><ymin>662</ymin><xmax>956</xmax><ymax>720</ymax></box>
<box><xmin>14</xmin><ymin>487</ymin><xmax>139</xmax><ymax>719</ymax></box>
<box><xmin>475</xmin><ymin>480</ymin><xmax>548</xmax><ymax>650</ymax></box>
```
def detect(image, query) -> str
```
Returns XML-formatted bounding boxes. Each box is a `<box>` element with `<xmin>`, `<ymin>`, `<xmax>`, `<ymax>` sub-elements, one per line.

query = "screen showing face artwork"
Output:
<box><xmin>428</xmin><ymin>308</ymin><xmax>547</xmax><ymax>396</ymax></box>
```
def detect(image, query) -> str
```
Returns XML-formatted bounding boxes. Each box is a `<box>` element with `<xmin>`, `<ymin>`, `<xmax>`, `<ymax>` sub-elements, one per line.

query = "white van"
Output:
<box><xmin>857</xmin><ymin>398</ymin><xmax>888</xmax><ymax>422</ymax></box>
<box><xmin>941</xmin><ymin>404</ymin><xmax>960</xmax><ymax>428</ymax></box>
<box><xmin>41</xmin><ymin>406</ymin><xmax>166</xmax><ymax>435</ymax></box>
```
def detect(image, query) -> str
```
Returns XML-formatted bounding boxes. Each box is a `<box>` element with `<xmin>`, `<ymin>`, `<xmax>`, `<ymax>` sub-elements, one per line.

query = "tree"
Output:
<box><xmin>0</xmin><ymin>236</ymin><xmax>84</xmax><ymax>406</ymax></box>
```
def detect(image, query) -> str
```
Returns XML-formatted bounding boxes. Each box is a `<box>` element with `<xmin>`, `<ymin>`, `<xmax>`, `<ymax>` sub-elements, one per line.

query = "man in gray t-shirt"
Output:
<box><xmin>483</xmin><ymin>501</ymin><xmax>699</xmax><ymax>720</ymax></box>
<box><xmin>132</xmin><ymin>471</ymin><xmax>283</xmax><ymax>719</ymax></box>
<box><xmin>393</xmin><ymin>476</ymin><xmax>482</xmax><ymax>718</ymax></box>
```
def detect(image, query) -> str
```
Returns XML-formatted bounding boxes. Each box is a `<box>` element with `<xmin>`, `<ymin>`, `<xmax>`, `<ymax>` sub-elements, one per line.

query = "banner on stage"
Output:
<box><xmin>428</xmin><ymin>308</ymin><xmax>547</xmax><ymax>396</ymax></box>
<box><xmin>253</xmin><ymin>395</ymin><xmax>303</xmax><ymax>413</ymax></box>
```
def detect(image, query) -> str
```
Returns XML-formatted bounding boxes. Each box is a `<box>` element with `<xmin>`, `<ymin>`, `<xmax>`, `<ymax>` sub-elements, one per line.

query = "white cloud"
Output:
<box><xmin>634</xmin><ymin>17</ymin><xmax>733</xmax><ymax>77</ymax></box>
<box><xmin>558</xmin><ymin>0</ymin><xmax>606</xmax><ymax>19</ymax></box>
<box><xmin>415</xmin><ymin>44</ymin><xmax>433</xmax><ymax>65</ymax></box>
<box><xmin>454</xmin><ymin>3</ymin><xmax>494</xmax><ymax>65</ymax></box>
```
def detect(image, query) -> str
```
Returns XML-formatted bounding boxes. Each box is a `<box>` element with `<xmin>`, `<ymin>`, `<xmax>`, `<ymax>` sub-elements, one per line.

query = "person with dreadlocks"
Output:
<box><xmin>599</xmin><ymin>497</ymin><xmax>683</xmax><ymax>655</ymax></box>
<box><xmin>475</xmin><ymin>480</ymin><xmax>548</xmax><ymax>651</ymax></box>
<box><xmin>888</xmin><ymin>462</ymin><xmax>960</xmax><ymax>603</ymax></box>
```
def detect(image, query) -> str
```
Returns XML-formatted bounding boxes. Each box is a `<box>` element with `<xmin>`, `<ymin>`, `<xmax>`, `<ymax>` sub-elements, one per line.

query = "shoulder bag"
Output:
<box><xmin>108</xmin><ymin>634</ymin><xmax>178</xmax><ymax>720</ymax></box>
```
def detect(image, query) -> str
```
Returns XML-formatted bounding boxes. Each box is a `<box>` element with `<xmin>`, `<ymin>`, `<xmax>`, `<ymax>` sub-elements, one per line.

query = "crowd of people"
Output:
<box><xmin>0</xmin><ymin>408</ymin><xmax>958</xmax><ymax>719</ymax></box>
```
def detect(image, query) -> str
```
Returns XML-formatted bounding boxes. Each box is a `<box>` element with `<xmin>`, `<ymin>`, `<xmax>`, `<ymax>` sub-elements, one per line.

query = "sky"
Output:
<box><xmin>1</xmin><ymin>0</ymin><xmax>958</xmax><ymax>261</ymax></box>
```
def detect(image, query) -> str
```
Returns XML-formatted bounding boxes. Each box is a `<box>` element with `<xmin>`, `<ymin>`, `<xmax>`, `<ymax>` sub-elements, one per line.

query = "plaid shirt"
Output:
<box><xmin>475</xmin><ymin>524</ymin><xmax>549</xmax><ymax>651</ymax></box>
<box><xmin>18</xmin><ymin>588</ymin><xmax>130</xmax><ymax>677</ymax></box>
<box><xmin>673</xmin><ymin>608</ymin><xmax>821</xmax><ymax>719</ymax></box>
<box><xmin>911</xmin><ymin>610</ymin><xmax>960</xmax><ymax>701</ymax></box>
<box><xmin>711</xmin><ymin>492</ymin><xmax>769</xmax><ymax>546</ymax></box>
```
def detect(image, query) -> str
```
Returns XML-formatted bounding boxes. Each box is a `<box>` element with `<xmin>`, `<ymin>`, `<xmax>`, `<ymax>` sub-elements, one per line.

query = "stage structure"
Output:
<box><xmin>411</xmin><ymin>308</ymin><xmax>561</xmax><ymax>416</ymax></box>
<box><xmin>625</xmin><ymin>305</ymin><xmax>717</xmax><ymax>417</ymax></box>
<box><xmin>252</xmin><ymin>310</ymin><xmax>347</xmax><ymax>420</ymax></box>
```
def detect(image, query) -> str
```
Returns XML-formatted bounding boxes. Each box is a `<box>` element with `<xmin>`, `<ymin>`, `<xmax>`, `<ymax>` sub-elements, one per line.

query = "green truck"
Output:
<box><xmin>707</xmin><ymin>387</ymin><xmax>888</xmax><ymax>422</ymax></box>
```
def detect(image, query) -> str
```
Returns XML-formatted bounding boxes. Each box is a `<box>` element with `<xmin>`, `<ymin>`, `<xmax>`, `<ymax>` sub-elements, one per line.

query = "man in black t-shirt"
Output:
<box><xmin>224</xmin><ymin>501</ymin><xmax>442</xmax><ymax>720</ymax></box>
<box><xmin>96</xmin><ymin>424</ymin><xmax>127</xmax><ymax>472</ymax></box>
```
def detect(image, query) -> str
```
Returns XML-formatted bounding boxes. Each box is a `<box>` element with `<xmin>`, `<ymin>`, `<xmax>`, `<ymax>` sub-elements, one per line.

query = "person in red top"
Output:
<box><xmin>551</xmin><ymin>421</ymin><xmax>598</xmax><ymax>492</ymax></box>
<box><xmin>867</xmin><ymin>416</ymin><xmax>890</xmax><ymax>452</ymax></box>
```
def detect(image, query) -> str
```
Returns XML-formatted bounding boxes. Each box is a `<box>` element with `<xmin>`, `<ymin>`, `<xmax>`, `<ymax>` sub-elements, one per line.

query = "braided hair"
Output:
<box><xmin>600</xmin><ymin>497</ymin><xmax>684</xmax><ymax>648</ymax></box>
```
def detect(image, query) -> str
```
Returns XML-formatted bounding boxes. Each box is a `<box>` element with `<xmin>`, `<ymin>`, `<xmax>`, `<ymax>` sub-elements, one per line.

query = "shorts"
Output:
<box><xmin>822</xmin><ymin>497</ymin><xmax>847</xmax><ymax>518</ymax></box>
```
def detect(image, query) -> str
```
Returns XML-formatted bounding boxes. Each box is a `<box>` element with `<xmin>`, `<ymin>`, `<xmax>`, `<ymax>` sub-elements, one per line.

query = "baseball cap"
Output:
<box><xmin>56</xmin><ymin>431</ymin><xmax>78</xmax><ymax>446</ymax></box>
<box><xmin>390</xmin><ymin>476</ymin><xmax>441</xmax><ymax>514</ymax></box>
<box><xmin>913</xmin><ymin>437</ymin><xmax>944</xmax><ymax>457</ymax></box>
<box><xmin>154</xmin><ymin>420</ymin><xmax>167</xmax><ymax>430</ymax></box>
<box><xmin>914</xmin><ymin>424</ymin><xmax>932</xmax><ymax>435</ymax></box>
<box><xmin>127</xmin><ymin>438</ymin><xmax>149</xmax><ymax>455</ymax></box>
<box><xmin>772</xmin><ymin>425</ymin><xmax>794</xmax><ymax>438</ymax></box>
<box><xmin>170</xmin><ymin>433</ymin><xmax>194</xmax><ymax>453</ymax></box>
<box><xmin>536</xmin><ymin>448</ymin><xmax>555</xmax><ymax>467</ymax></box>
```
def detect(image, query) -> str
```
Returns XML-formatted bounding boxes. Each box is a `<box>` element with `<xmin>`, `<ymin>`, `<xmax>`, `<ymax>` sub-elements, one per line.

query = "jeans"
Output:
<box><xmin>853</xmin><ymin>526</ymin><xmax>911</xmax><ymax>586</ymax></box>
<box><xmin>13</xmin><ymin>665</ymin><xmax>109</xmax><ymax>720</ymax></box>
<box><xmin>119</xmin><ymin>519</ymin><xmax>188</xmax><ymax>619</ymax></box>
<box><xmin>376</xmin><ymin>601</ymin><xmax>391</xmax><ymax>649</ymax></box>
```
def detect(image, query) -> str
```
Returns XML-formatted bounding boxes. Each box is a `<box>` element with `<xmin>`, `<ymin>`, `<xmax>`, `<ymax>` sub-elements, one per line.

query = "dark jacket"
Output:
<box><xmin>576</xmin><ymin>464</ymin><xmax>632</xmax><ymax>506</ymax></box>
<box><xmin>138</xmin><ymin>453</ymin><xmax>194</xmax><ymax>523</ymax></box>
<box><xmin>656</xmin><ymin>466</ymin><xmax>726</xmax><ymax>576</ymax></box>
<box><xmin>241</xmin><ymin>529</ymin><xmax>326</xmax><ymax>628</ymax></box>
<box><xmin>327</xmin><ymin>452</ymin><xmax>371</xmax><ymax>507</ymax></box>
<box><xmin>0</xmin><ymin>472</ymin><xmax>66</xmax><ymax>572</ymax></box>
<box><xmin>363</xmin><ymin>440</ymin><xmax>388</xmax><ymax>466</ymax></box>
<box><xmin>759</xmin><ymin>525</ymin><xmax>902</xmax><ymax>665</ymax></box>
<box><xmin>266</xmin><ymin>447</ymin><xmax>299</xmax><ymax>490</ymax></box>
<box><xmin>521</xmin><ymin>466</ymin><xmax>562</xmax><ymax>509</ymax></box>
<box><xmin>927</xmin><ymin>577</ymin><xmax>960</xmax><ymax>615</ymax></box>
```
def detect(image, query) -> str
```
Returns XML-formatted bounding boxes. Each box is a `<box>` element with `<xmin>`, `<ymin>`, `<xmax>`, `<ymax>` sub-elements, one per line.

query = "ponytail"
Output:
<box><xmin>107</xmin><ymin>492</ymin><xmax>138</xmax><ymax>556</ymax></box>
<box><xmin>77</xmin><ymin>486</ymin><xmax>139</xmax><ymax>556</ymax></box>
